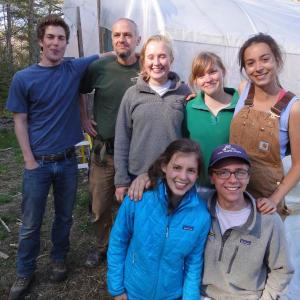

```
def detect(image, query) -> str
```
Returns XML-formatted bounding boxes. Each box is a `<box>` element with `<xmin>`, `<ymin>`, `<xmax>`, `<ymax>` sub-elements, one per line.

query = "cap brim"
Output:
<box><xmin>209</xmin><ymin>154</ymin><xmax>251</xmax><ymax>169</ymax></box>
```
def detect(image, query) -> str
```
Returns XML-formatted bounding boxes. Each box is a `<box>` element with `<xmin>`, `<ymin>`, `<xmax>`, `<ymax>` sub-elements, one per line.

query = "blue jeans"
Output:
<box><xmin>17</xmin><ymin>156</ymin><xmax>78</xmax><ymax>277</ymax></box>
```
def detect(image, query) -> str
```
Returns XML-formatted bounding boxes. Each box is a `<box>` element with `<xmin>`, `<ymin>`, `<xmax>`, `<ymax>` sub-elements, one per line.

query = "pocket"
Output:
<box><xmin>254</xmin><ymin>117</ymin><xmax>279</xmax><ymax>162</ymax></box>
<box><xmin>24</xmin><ymin>161</ymin><xmax>42</xmax><ymax>171</ymax></box>
<box><xmin>247</xmin><ymin>161</ymin><xmax>283</xmax><ymax>198</ymax></box>
<box><xmin>230</xmin><ymin>110</ymin><xmax>250</xmax><ymax>145</ymax></box>
<box><xmin>227</xmin><ymin>246</ymin><xmax>239</xmax><ymax>273</ymax></box>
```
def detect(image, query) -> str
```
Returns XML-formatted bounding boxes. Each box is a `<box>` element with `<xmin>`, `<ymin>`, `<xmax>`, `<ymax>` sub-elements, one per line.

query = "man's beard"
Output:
<box><xmin>116</xmin><ymin>49</ymin><xmax>131</xmax><ymax>59</ymax></box>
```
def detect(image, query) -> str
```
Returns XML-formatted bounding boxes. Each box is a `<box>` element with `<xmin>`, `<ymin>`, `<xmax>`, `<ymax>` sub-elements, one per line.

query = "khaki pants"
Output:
<box><xmin>89</xmin><ymin>148</ymin><xmax>117</xmax><ymax>253</ymax></box>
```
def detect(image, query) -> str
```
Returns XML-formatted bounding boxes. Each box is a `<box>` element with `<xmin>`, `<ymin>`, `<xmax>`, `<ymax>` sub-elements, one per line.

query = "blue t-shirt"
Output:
<box><xmin>6</xmin><ymin>55</ymin><xmax>98</xmax><ymax>155</ymax></box>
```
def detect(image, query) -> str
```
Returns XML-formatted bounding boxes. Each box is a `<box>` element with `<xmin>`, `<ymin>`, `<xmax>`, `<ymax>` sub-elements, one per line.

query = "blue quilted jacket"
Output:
<box><xmin>107</xmin><ymin>181</ymin><xmax>211</xmax><ymax>300</ymax></box>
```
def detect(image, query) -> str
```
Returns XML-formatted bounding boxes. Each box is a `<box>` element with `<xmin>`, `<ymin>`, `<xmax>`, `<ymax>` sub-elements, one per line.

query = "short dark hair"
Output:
<box><xmin>238</xmin><ymin>33</ymin><xmax>283</xmax><ymax>73</ymax></box>
<box><xmin>37</xmin><ymin>14</ymin><xmax>70</xmax><ymax>43</ymax></box>
<box><xmin>148</xmin><ymin>138</ymin><xmax>203</xmax><ymax>188</ymax></box>
<box><xmin>113</xmin><ymin>18</ymin><xmax>139</xmax><ymax>36</ymax></box>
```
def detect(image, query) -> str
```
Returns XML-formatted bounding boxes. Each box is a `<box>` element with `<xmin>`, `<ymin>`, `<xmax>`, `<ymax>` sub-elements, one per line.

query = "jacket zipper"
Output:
<box><xmin>153</xmin><ymin>214</ymin><xmax>170</xmax><ymax>299</ymax></box>
<box><xmin>227</xmin><ymin>246</ymin><xmax>239</xmax><ymax>273</ymax></box>
<box><xmin>218</xmin><ymin>230</ymin><xmax>231</xmax><ymax>261</ymax></box>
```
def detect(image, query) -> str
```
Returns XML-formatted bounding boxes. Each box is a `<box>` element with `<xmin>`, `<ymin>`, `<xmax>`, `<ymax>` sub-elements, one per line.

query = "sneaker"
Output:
<box><xmin>49</xmin><ymin>261</ymin><xmax>67</xmax><ymax>283</ymax></box>
<box><xmin>84</xmin><ymin>250</ymin><xmax>106</xmax><ymax>268</ymax></box>
<box><xmin>8</xmin><ymin>275</ymin><xmax>34</xmax><ymax>300</ymax></box>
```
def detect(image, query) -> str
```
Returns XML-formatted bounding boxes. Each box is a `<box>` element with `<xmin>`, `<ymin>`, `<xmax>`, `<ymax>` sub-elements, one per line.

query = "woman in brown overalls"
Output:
<box><xmin>230</xmin><ymin>33</ymin><xmax>300</xmax><ymax>216</ymax></box>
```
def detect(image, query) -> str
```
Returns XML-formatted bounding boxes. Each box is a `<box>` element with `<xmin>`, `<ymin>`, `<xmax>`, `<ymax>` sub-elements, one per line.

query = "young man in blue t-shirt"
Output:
<box><xmin>6</xmin><ymin>15</ymin><xmax>98</xmax><ymax>299</ymax></box>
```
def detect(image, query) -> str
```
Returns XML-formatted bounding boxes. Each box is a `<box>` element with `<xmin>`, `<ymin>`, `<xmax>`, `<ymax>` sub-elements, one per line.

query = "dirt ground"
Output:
<box><xmin>0</xmin><ymin>124</ymin><xmax>113</xmax><ymax>299</ymax></box>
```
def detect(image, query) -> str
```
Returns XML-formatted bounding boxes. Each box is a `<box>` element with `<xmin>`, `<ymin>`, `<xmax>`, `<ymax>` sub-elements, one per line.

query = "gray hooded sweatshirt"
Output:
<box><xmin>114</xmin><ymin>72</ymin><xmax>190</xmax><ymax>187</ymax></box>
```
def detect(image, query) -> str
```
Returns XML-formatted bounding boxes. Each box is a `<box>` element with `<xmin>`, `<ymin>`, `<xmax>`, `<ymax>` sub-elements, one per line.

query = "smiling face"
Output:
<box><xmin>210</xmin><ymin>158</ymin><xmax>250</xmax><ymax>210</ymax></box>
<box><xmin>162</xmin><ymin>152</ymin><xmax>198</xmax><ymax>203</ymax></box>
<box><xmin>39</xmin><ymin>25</ymin><xmax>67</xmax><ymax>66</ymax></box>
<box><xmin>143</xmin><ymin>40</ymin><xmax>173</xmax><ymax>85</ymax></box>
<box><xmin>111</xmin><ymin>19</ymin><xmax>140</xmax><ymax>64</ymax></box>
<box><xmin>194</xmin><ymin>64</ymin><xmax>225</xmax><ymax>96</ymax></box>
<box><xmin>243</xmin><ymin>42</ymin><xmax>279</xmax><ymax>88</ymax></box>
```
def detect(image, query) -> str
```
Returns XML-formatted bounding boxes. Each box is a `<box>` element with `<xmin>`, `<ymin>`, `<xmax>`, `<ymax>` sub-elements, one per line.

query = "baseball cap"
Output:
<box><xmin>209</xmin><ymin>144</ymin><xmax>251</xmax><ymax>169</ymax></box>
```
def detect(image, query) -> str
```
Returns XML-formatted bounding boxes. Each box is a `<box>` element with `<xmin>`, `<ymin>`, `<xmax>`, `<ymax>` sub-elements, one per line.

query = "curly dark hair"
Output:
<box><xmin>37</xmin><ymin>14</ymin><xmax>70</xmax><ymax>43</ymax></box>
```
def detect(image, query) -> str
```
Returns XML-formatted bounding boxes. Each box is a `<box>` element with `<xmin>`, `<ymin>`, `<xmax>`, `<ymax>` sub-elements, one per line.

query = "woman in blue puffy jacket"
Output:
<box><xmin>107</xmin><ymin>138</ymin><xmax>211</xmax><ymax>300</ymax></box>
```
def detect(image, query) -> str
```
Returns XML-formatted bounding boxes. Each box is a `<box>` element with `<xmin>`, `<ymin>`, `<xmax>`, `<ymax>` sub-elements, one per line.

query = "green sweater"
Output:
<box><xmin>80</xmin><ymin>56</ymin><xmax>139</xmax><ymax>139</ymax></box>
<box><xmin>185</xmin><ymin>88</ymin><xmax>238</xmax><ymax>186</ymax></box>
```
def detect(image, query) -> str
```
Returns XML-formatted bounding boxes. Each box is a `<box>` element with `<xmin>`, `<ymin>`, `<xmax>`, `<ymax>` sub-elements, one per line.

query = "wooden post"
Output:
<box><xmin>76</xmin><ymin>6</ymin><xmax>84</xmax><ymax>57</ymax></box>
<box><xmin>97</xmin><ymin>0</ymin><xmax>103</xmax><ymax>53</ymax></box>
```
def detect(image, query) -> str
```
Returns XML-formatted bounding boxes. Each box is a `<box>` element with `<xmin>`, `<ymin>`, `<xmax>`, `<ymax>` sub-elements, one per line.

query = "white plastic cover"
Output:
<box><xmin>282</xmin><ymin>155</ymin><xmax>300</xmax><ymax>299</ymax></box>
<box><xmin>63</xmin><ymin>0</ymin><xmax>300</xmax><ymax>94</ymax></box>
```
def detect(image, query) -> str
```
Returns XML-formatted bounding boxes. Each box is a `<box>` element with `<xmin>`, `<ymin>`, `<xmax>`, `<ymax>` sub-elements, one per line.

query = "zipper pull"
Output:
<box><xmin>166</xmin><ymin>225</ymin><xmax>169</xmax><ymax>238</ymax></box>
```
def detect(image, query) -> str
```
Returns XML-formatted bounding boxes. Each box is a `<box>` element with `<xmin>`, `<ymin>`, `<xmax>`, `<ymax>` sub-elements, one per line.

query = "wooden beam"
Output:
<box><xmin>76</xmin><ymin>6</ymin><xmax>84</xmax><ymax>57</ymax></box>
<box><xmin>97</xmin><ymin>0</ymin><xmax>103</xmax><ymax>53</ymax></box>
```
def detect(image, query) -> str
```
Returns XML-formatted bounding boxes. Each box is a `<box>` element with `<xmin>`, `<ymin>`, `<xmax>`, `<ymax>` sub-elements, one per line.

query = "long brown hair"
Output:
<box><xmin>148</xmin><ymin>138</ymin><xmax>203</xmax><ymax>188</ymax></box>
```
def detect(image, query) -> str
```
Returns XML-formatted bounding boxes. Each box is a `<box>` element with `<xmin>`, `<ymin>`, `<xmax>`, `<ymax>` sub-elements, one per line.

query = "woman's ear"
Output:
<box><xmin>161</xmin><ymin>163</ymin><xmax>167</xmax><ymax>174</ymax></box>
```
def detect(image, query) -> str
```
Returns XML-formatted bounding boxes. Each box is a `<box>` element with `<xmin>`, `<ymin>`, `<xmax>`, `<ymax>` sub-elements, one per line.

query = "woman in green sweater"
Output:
<box><xmin>185</xmin><ymin>52</ymin><xmax>239</xmax><ymax>196</ymax></box>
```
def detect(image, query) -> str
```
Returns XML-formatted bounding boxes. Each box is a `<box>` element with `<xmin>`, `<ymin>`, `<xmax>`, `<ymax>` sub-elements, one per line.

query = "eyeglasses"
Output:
<box><xmin>212</xmin><ymin>169</ymin><xmax>250</xmax><ymax>180</ymax></box>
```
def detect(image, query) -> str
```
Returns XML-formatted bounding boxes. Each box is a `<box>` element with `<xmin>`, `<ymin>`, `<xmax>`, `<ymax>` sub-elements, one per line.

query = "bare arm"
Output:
<box><xmin>79</xmin><ymin>93</ymin><xmax>97</xmax><ymax>137</ymax></box>
<box><xmin>258</xmin><ymin>101</ymin><xmax>300</xmax><ymax>213</ymax></box>
<box><xmin>13</xmin><ymin>113</ymin><xmax>38</xmax><ymax>170</ymax></box>
<box><xmin>272</xmin><ymin>101</ymin><xmax>300</xmax><ymax>204</ymax></box>
<box><xmin>238</xmin><ymin>80</ymin><xmax>247</xmax><ymax>95</ymax></box>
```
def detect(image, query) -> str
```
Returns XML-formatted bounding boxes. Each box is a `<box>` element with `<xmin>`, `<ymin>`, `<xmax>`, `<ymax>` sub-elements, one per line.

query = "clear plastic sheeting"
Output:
<box><xmin>282</xmin><ymin>156</ymin><xmax>300</xmax><ymax>300</ymax></box>
<box><xmin>63</xmin><ymin>0</ymin><xmax>300</xmax><ymax>94</ymax></box>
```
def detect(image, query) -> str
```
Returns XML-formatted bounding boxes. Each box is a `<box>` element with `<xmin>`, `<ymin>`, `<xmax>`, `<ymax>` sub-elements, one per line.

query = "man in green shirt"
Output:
<box><xmin>79</xmin><ymin>18</ymin><xmax>140</xmax><ymax>267</ymax></box>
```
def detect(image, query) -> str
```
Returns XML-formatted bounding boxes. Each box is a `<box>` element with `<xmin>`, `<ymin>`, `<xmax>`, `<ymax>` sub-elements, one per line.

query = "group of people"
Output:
<box><xmin>5</xmin><ymin>13</ymin><xmax>300</xmax><ymax>300</ymax></box>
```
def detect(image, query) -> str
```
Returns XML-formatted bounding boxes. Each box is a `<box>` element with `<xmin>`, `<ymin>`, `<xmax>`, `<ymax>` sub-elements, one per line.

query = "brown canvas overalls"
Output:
<box><xmin>230</xmin><ymin>84</ymin><xmax>294</xmax><ymax>215</ymax></box>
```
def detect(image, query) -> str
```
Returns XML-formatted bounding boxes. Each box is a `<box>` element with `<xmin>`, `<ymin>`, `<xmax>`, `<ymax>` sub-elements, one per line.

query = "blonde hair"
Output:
<box><xmin>139</xmin><ymin>34</ymin><xmax>174</xmax><ymax>81</ymax></box>
<box><xmin>189</xmin><ymin>52</ymin><xmax>226</xmax><ymax>90</ymax></box>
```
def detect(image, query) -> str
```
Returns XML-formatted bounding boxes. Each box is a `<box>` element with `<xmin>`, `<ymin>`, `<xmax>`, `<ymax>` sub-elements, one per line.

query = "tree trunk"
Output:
<box><xmin>28</xmin><ymin>0</ymin><xmax>38</xmax><ymax>64</ymax></box>
<box><xmin>5</xmin><ymin>2</ymin><xmax>13</xmax><ymax>75</ymax></box>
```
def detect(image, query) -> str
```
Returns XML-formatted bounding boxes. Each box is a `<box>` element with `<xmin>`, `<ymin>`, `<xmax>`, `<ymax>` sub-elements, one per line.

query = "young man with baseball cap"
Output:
<box><xmin>201</xmin><ymin>144</ymin><xmax>293</xmax><ymax>299</ymax></box>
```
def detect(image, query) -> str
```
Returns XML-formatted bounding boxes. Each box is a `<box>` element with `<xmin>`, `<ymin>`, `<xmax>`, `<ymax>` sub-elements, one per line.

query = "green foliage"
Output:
<box><xmin>76</xmin><ymin>188</ymin><xmax>90</xmax><ymax>209</ymax></box>
<box><xmin>0</xmin><ymin>129</ymin><xmax>18</xmax><ymax>149</ymax></box>
<box><xmin>0</xmin><ymin>193</ymin><xmax>12</xmax><ymax>204</ymax></box>
<box><xmin>0</xmin><ymin>213</ymin><xmax>16</xmax><ymax>240</ymax></box>
<box><xmin>0</xmin><ymin>0</ymin><xmax>64</xmax><ymax>116</ymax></box>
<box><xmin>0</xmin><ymin>163</ymin><xmax>9</xmax><ymax>175</ymax></box>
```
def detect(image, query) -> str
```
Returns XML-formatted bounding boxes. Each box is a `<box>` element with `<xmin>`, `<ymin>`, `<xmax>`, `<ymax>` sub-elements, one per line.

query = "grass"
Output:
<box><xmin>0</xmin><ymin>129</ymin><xmax>18</xmax><ymax>149</ymax></box>
<box><xmin>0</xmin><ymin>229</ymin><xmax>8</xmax><ymax>240</ymax></box>
<box><xmin>0</xmin><ymin>193</ymin><xmax>12</xmax><ymax>204</ymax></box>
<box><xmin>0</xmin><ymin>164</ymin><xmax>8</xmax><ymax>174</ymax></box>
<box><xmin>0</xmin><ymin>126</ymin><xmax>113</xmax><ymax>299</ymax></box>
<box><xmin>0</xmin><ymin>213</ymin><xmax>17</xmax><ymax>241</ymax></box>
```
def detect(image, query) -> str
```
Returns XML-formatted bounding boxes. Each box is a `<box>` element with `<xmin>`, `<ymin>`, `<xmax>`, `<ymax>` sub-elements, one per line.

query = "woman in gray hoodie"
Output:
<box><xmin>114</xmin><ymin>34</ymin><xmax>190</xmax><ymax>202</ymax></box>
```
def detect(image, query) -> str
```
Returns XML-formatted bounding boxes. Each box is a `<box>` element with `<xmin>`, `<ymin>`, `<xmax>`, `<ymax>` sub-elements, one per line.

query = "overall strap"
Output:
<box><xmin>244</xmin><ymin>83</ymin><xmax>255</xmax><ymax>106</ymax></box>
<box><xmin>271</xmin><ymin>91</ymin><xmax>296</xmax><ymax>117</ymax></box>
<box><xmin>244</xmin><ymin>83</ymin><xmax>295</xmax><ymax>115</ymax></box>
